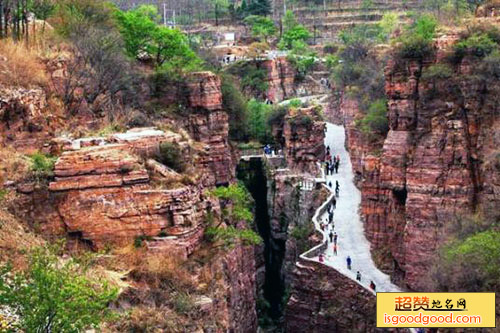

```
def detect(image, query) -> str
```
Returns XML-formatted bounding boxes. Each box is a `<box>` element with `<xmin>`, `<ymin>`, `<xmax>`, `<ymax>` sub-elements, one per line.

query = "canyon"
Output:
<box><xmin>1</xmin><ymin>1</ymin><xmax>499</xmax><ymax>331</ymax></box>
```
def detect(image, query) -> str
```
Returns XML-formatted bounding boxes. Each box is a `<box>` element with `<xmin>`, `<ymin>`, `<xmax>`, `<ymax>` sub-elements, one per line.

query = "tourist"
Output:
<box><xmin>325</xmin><ymin>162</ymin><xmax>330</xmax><ymax>176</ymax></box>
<box><xmin>370</xmin><ymin>281</ymin><xmax>376</xmax><ymax>291</ymax></box>
<box><xmin>346</xmin><ymin>256</ymin><xmax>352</xmax><ymax>270</ymax></box>
<box><xmin>336</xmin><ymin>154</ymin><xmax>340</xmax><ymax>163</ymax></box>
<box><xmin>335</xmin><ymin>160</ymin><xmax>339</xmax><ymax>173</ymax></box>
<box><xmin>319</xmin><ymin>253</ymin><xmax>324</xmax><ymax>263</ymax></box>
<box><xmin>333</xmin><ymin>232</ymin><xmax>338</xmax><ymax>245</ymax></box>
<box><xmin>329</xmin><ymin>162</ymin><xmax>335</xmax><ymax>175</ymax></box>
<box><xmin>329</xmin><ymin>231</ymin><xmax>333</xmax><ymax>243</ymax></box>
<box><xmin>333</xmin><ymin>244</ymin><xmax>338</xmax><ymax>255</ymax></box>
<box><xmin>333</xmin><ymin>156</ymin><xmax>337</xmax><ymax>164</ymax></box>
<box><xmin>356</xmin><ymin>271</ymin><xmax>361</xmax><ymax>281</ymax></box>
<box><xmin>326</xmin><ymin>145</ymin><xmax>330</xmax><ymax>155</ymax></box>
<box><xmin>329</xmin><ymin>181</ymin><xmax>332</xmax><ymax>188</ymax></box>
<box><xmin>332</xmin><ymin>197</ymin><xmax>336</xmax><ymax>208</ymax></box>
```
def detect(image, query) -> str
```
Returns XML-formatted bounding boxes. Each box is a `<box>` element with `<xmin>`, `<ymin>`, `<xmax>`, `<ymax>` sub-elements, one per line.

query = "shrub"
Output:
<box><xmin>0</xmin><ymin>244</ymin><xmax>118</xmax><ymax>332</ymax></box>
<box><xmin>398</xmin><ymin>34</ymin><xmax>435</xmax><ymax>59</ymax></box>
<box><xmin>157</xmin><ymin>142</ymin><xmax>186</xmax><ymax>173</ymax></box>
<box><xmin>421</xmin><ymin>63</ymin><xmax>454</xmax><ymax>80</ymax></box>
<box><xmin>396</xmin><ymin>15</ymin><xmax>437</xmax><ymax>60</ymax></box>
<box><xmin>454</xmin><ymin>33</ymin><xmax>498</xmax><ymax>58</ymax></box>
<box><xmin>29</xmin><ymin>153</ymin><xmax>56</xmax><ymax>179</ymax></box>
<box><xmin>247</xmin><ymin>99</ymin><xmax>273</xmax><ymax>143</ymax></box>
<box><xmin>221</xmin><ymin>74</ymin><xmax>249</xmax><ymax>141</ymax></box>
<box><xmin>479</xmin><ymin>50</ymin><xmax>500</xmax><ymax>80</ymax></box>
<box><xmin>278</xmin><ymin>22</ymin><xmax>311</xmax><ymax>50</ymax></box>
<box><xmin>227</xmin><ymin>61</ymin><xmax>268</xmax><ymax>97</ymax></box>
<box><xmin>171</xmin><ymin>292</ymin><xmax>195</xmax><ymax>315</ymax></box>
<box><xmin>323</xmin><ymin>43</ymin><xmax>338</xmax><ymax>54</ymax></box>
<box><xmin>359</xmin><ymin>99</ymin><xmax>389</xmax><ymax>136</ymax></box>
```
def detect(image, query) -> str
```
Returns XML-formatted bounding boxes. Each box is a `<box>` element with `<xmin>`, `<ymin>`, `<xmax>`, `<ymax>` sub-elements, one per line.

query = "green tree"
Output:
<box><xmin>0</xmin><ymin>245</ymin><xmax>117</xmax><ymax>332</ymax></box>
<box><xmin>247</xmin><ymin>99</ymin><xmax>273</xmax><ymax>143</ymax></box>
<box><xmin>115</xmin><ymin>5</ymin><xmax>201</xmax><ymax>73</ymax></box>
<box><xmin>378</xmin><ymin>12</ymin><xmax>399</xmax><ymax>41</ymax></box>
<box><xmin>210</xmin><ymin>0</ymin><xmax>229</xmax><ymax>26</ymax></box>
<box><xmin>247</xmin><ymin>0</ymin><xmax>271</xmax><ymax>16</ymax></box>
<box><xmin>244</xmin><ymin>15</ymin><xmax>276</xmax><ymax>43</ymax></box>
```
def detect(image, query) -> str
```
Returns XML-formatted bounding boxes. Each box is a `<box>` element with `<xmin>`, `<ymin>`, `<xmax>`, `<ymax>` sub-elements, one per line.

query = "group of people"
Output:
<box><xmin>324</xmin><ymin>146</ymin><xmax>340</xmax><ymax>176</ymax></box>
<box><xmin>318</xmin><ymin>143</ymin><xmax>377</xmax><ymax>293</ymax></box>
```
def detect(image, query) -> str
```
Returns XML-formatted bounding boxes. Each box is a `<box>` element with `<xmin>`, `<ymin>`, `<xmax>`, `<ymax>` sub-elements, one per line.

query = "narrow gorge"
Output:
<box><xmin>0</xmin><ymin>0</ymin><xmax>499</xmax><ymax>331</ymax></box>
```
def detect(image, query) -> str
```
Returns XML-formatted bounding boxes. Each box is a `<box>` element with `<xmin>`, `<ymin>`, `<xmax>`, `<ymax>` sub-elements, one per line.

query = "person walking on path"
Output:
<box><xmin>356</xmin><ymin>271</ymin><xmax>361</xmax><ymax>281</ymax></box>
<box><xmin>329</xmin><ymin>181</ymin><xmax>332</xmax><ymax>188</ymax></box>
<box><xmin>332</xmin><ymin>197</ymin><xmax>336</xmax><ymax>208</ymax></box>
<box><xmin>335</xmin><ymin>181</ymin><xmax>340</xmax><ymax>196</ymax></box>
<box><xmin>333</xmin><ymin>232</ymin><xmax>338</xmax><ymax>245</ymax></box>
<box><xmin>333</xmin><ymin>155</ymin><xmax>337</xmax><ymax>165</ymax></box>
<box><xmin>325</xmin><ymin>161</ymin><xmax>330</xmax><ymax>176</ymax></box>
<box><xmin>333</xmin><ymin>244</ymin><xmax>337</xmax><ymax>255</ymax></box>
<box><xmin>335</xmin><ymin>160</ymin><xmax>339</xmax><ymax>173</ymax></box>
<box><xmin>370</xmin><ymin>281</ymin><xmax>376</xmax><ymax>291</ymax></box>
<box><xmin>329</xmin><ymin>231</ymin><xmax>333</xmax><ymax>243</ymax></box>
<box><xmin>329</xmin><ymin>162</ymin><xmax>335</xmax><ymax>175</ymax></box>
<box><xmin>326</xmin><ymin>146</ymin><xmax>330</xmax><ymax>155</ymax></box>
<box><xmin>346</xmin><ymin>256</ymin><xmax>352</xmax><ymax>270</ymax></box>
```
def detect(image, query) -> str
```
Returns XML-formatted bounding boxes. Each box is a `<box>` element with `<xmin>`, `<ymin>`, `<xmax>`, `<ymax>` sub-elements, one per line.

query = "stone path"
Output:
<box><xmin>301</xmin><ymin>123</ymin><xmax>401</xmax><ymax>295</ymax></box>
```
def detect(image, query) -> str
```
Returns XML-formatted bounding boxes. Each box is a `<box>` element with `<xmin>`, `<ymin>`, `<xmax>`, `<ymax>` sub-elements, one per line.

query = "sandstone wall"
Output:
<box><xmin>282</xmin><ymin>106</ymin><xmax>326</xmax><ymax>175</ymax></box>
<box><xmin>336</xmin><ymin>37</ymin><xmax>500</xmax><ymax>289</ymax></box>
<box><xmin>285</xmin><ymin>259</ymin><xmax>377</xmax><ymax>332</ymax></box>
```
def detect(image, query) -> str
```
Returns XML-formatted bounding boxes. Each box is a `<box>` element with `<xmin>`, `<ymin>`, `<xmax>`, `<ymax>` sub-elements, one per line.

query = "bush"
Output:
<box><xmin>247</xmin><ymin>99</ymin><xmax>273</xmax><ymax>143</ymax></box>
<box><xmin>221</xmin><ymin>74</ymin><xmax>249</xmax><ymax>141</ymax></box>
<box><xmin>227</xmin><ymin>61</ymin><xmax>268</xmax><ymax>98</ymax></box>
<box><xmin>171</xmin><ymin>292</ymin><xmax>195</xmax><ymax>315</ymax></box>
<box><xmin>421</xmin><ymin>63</ymin><xmax>453</xmax><ymax>80</ymax></box>
<box><xmin>359</xmin><ymin>99</ymin><xmax>389</xmax><ymax>136</ymax></box>
<box><xmin>398</xmin><ymin>34</ymin><xmax>435</xmax><ymax>59</ymax></box>
<box><xmin>396</xmin><ymin>15</ymin><xmax>437</xmax><ymax>60</ymax></box>
<box><xmin>479</xmin><ymin>50</ymin><xmax>500</xmax><ymax>80</ymax></box>
<box><xmin>157</xmin><ymin>142</ymin><xmax>186</xmax><ymax>173</ymax></box>
<box><xmin>30</xmin><ymin>153</ymin><xmax>56</xmax><ymax>179</ymax></box>
<box><xmin>0</xmin><ymin>244</ymin><xmax>118</xmax><ymax>332</ymax></box>
<box><xmin>454</xmin><ymin>33</ymin><xmax>498</xmax><ymax>58</ymax></box>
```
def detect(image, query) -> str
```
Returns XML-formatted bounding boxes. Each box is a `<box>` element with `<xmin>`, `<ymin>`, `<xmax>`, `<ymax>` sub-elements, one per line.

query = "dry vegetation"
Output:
<box><xmin>0</xmin><ymin>208</ymin><xmax>45</xmax><ymax>269</ymax></box>
<box><xmin>0</xmin><ymin>40</ymin><xmax>48</xmax><ymax>88</ymax></box>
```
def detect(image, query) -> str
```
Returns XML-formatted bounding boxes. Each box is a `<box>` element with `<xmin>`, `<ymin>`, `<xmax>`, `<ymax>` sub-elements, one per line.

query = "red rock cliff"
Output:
<box><xmin>338</xmin><ymin>35</ymin><xmax>500</xmax><ymax>289</ymax></box>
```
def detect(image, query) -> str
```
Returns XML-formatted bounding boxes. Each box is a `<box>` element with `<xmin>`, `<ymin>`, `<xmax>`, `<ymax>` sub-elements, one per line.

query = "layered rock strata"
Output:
<box><xmin>335</xmin><ymin>36</ymin><xmax>500</xmax><ymax>289</ymax></box>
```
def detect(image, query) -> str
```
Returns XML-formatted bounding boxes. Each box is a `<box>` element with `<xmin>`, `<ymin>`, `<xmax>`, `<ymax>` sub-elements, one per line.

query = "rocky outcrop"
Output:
<box><xmin>336</xmin><ymin>36</ymin><xmax>500</xmax><ymax>289</ymax></box>
<box><xmin>184</xmin><ymin>72</ymin><xmax>235</xmax><ymax>187</ymax></box>
<box><xmin>43</xmin><ymin>128</ymin><xmax>208</xmax><ymax>253</ymax></box>
<box><xmin>262</xmin><ymin>57</ymin><xmax>296</xmax><ymax>103</ymax></box>
<box><xmin>282</xmin><ymin>105</ymin><xmax>325</xmax><ymax>175</ymax></box>
<box><xmin>0</xmin><ymin>87</ymin><xmax>55</xmax><ymax>152</ymax></box>
<box><xmin>285</xmin><ymin>259</ymin><xmax>377</xmax><ymax>332</ymax></box>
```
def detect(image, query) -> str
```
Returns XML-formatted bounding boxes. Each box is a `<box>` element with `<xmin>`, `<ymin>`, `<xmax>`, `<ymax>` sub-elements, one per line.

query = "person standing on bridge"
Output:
<box><xmin>356</xmin><ymin>271</ymin><xmax>361</xmax><ymax>281</ymax></box>
<box><xmin>346</xmin><ymin>256</ymin><xmax>352</xmax><ymax>270</ymax></box>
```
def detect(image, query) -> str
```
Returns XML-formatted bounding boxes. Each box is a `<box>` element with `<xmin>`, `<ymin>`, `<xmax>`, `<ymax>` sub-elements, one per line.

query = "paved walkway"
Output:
<box><xmin>302</xmin><ymin>123</ymin><xmax>401</xmax><ymax>294</ymax></box>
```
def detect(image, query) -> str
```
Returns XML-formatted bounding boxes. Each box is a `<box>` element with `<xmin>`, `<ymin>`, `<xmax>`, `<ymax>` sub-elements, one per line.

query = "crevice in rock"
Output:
<box><xmin>236</xmin><ymin>158</ymin><xmax>286</xmax><ymax>326</ymax></box>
